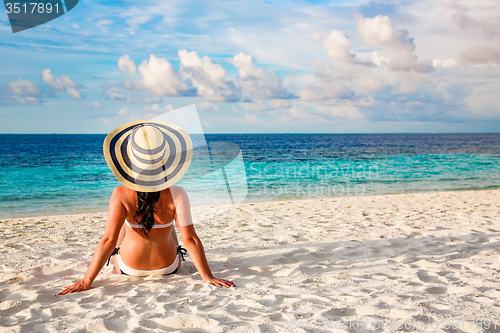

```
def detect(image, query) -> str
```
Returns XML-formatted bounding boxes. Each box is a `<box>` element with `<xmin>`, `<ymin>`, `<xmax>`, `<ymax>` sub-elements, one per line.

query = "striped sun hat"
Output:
<box><xmin>103</xmin><ymin>120</ymin><xmax>193</xmax><ymax>192</ymax></box>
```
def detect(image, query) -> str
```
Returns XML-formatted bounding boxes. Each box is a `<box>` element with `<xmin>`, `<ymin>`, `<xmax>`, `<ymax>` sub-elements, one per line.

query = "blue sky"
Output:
<box><xmin>1</xmin><ymin>0</ymin><xmax>499</xmax><ymax>133</ymax></box>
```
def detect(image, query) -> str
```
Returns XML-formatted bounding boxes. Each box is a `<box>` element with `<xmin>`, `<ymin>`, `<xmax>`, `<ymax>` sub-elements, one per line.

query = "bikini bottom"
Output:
<box><xmin>107</xmin><ymin>246</ymin><xmax>187</xmax><ymax>277</ymax></box>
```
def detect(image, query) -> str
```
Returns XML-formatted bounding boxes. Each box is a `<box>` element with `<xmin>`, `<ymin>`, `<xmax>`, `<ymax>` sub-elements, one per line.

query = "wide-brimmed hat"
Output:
<box><xmin>103</xmin><ymin>120</ymin><xmax>193</xmax><ymax>192</ymax></box>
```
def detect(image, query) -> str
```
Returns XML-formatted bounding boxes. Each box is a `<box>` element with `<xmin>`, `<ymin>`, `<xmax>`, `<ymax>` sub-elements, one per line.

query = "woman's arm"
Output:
<box><xmin>171</xmin><ymin>186</ymin><xmax>235</xmax><ymax>288</ymax></box>
<box><xmin>59</xmin><ymin>187</ymin><xmax>127</xmax><ymax>295</ymax></box>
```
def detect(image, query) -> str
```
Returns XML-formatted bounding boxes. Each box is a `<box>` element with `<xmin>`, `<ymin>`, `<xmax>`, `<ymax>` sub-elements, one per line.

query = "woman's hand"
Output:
<box><xmin>59</xmin><ymin>279</ymin><xmax>92</xmax><ymax>295</ymax></box>
<box><xmin>205</xmin><ymin>277</ymin><xmax>236</xmax><ymax>288</ymax></box>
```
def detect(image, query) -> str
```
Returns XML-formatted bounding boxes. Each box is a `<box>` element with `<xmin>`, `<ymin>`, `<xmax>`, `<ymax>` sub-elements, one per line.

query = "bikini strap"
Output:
<box><xmin>125</xmin><ymin>220</ymin><xmax>173</xmax><ymax>229</ymax></box>
<box><xmin>106</xmin><ymin>247</ymin><xmax>120</xmax><ymax>266</ymax></box>
<box><xmin>177</xmin><ymin>246</ymin><xmax>187</xmax><ymax>262</ymax></box>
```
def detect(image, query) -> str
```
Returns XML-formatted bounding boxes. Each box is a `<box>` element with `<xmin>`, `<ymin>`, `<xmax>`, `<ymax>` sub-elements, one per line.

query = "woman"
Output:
<box><xmin>59</xmin><ymin>120</ymin><xmax>235</xmax><ymax>295</ymax></box>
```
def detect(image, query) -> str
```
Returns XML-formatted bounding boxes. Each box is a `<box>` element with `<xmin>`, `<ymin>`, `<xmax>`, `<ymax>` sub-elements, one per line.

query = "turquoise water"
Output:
<box><xmin>0</xmin><ymin>133</ymin><xmax>499</xmax><ymax>217</ymax></box>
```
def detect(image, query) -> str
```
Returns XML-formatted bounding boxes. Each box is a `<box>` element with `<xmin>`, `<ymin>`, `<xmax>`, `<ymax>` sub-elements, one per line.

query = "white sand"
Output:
<box><xmin>1</xmin><ymin>190</ymin><xmax>500</xmax><ymax>332</ymax></box>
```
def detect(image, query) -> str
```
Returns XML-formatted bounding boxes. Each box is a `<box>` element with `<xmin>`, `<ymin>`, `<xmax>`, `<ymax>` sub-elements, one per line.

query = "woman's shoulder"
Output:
<box><xmin>113</xmin><ymin>185</ymin><xmax>133</xmax><ymax>195</ymax></box>
<box><xmin>168</xmin><ymin>185</ymin><xmax>186</xmax><ymax>194</ymax></box>
<box><xmin>110</xmin><ymin>186</ymin><xmax>135</xmax><ymax>203</ymax></box>
<box><xmin>168</xmin><ymin>186</ymin><xmax>189</xmax><ymax>202</ymax></box>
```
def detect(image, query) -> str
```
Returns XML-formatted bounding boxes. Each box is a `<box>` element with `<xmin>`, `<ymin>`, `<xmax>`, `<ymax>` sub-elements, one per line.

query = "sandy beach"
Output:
<box><xmin>1</xmin><ymin>189</ymin><xmax>500</xmax><ymax>332</ymax></box>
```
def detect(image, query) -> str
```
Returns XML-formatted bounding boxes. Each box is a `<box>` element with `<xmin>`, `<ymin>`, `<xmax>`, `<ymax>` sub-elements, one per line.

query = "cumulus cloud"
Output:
<box><xmin>432</xmin><ymin>58</ymin><xmax>459</xmax><ymax>69</ymax></box>
<box><xmin>123</xmin><ymin>54</ymin><xmax>194</xmax><ymax>97</ymax></box>
<box><xmin>92</xmin><ymin>101</ymin><xmax>102</xmax><ymax>108</ymax></box>
<box><xmin>118</xmin><ymin>108</ymin><xmax>127</xmax><ymax>116</ymax></box>
<box><xmin>271</xmin><ymin>99</ymin><xmax>290</xmax><ymax>109</ymax></box>
<box><xmin>461</xmin><ymin>47</ymin><xmax>500</xmax><ymax>64</ymax></box>
<box><xmin>356</xmin><ymin>15</ymin><xmax>433</xmax><ymax>73</ymax></box>
<box><xmin>118</xmin><ymin>55</ymin><xmax>137</xmax><ymax>76</ymax></box>
<box><xmin>20</xmin><ymin>97</ymin><xmax>40</xmax><ymax>105</ymax></box>
<box><xmin>179</xmin><ymin>49</ymin><xmax>238</xmax><ymax>102</ymax></box>
<box><xmin>229</xmin><ymin>53</ymin><xmax>296</xmax><ymax>100</ymax></box>
<box><xmin>42</xmin><ymin>69</ymin><xmax>82</xmax><ymax>98</ymax></box>
<box><xmin>2</xmin><ymin>79</ymin><xmax>41</xmax><ymax>105</ymax></box>
<box><xmin>356</xmin><ymin>76</ymin><xmax>385</xmax><ymax>92</ymax></box>
<box><xmin>119</xmin><ymin>52</ymin><xmax>294</xmax><ymax>105</ymax></box>
<box><xmin>299</xmin><ymin>14</ymin><xmax>436</xmax><ymax>107</ymax></box>
<box><xmin>322</xmin><ymin>31</ymin><xmax>352</xmax><ymax>62</ymax></box>
<box><xmin>357</xmin><ymin>15</ymin><xmax>414</xmax><ymax>53</ymax></box>
<box><xmin>8</xmin><ymin>79</ymin><xmax>40</xmax><ymax>97</ymax></box>
<box><xmin>300</xmin><ymin>81</ymin><xmax>355</xmax><ymax>101</ymax></box>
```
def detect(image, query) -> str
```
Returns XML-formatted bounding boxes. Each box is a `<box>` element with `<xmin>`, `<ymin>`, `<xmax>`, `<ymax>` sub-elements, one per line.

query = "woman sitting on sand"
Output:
<box><xmin>60</xmin><ymin>120</ymin><xmax>235</xmax><ymax>295</ymax></box>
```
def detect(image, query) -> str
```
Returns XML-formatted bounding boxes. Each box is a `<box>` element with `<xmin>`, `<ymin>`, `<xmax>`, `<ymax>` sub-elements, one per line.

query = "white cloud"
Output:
<box><xmin>107</xmin><ymin>85</ymin><xmax>126</xmax><ymax>101</ymax></box>
<box><xmin>432</xmin><ymin>58</ymin><xmax>459</xmax><ymax>69</ymax></box>
<box><xmin>118</xmin><ymin>55</ymin><xmax>137</xmax><ymax>76</ymax></box>
<box><xmin>42</xmin><ymin>69</ymin><xmax>82</xmax><ymax>98</ymax></box>
<box><xmin>95</xmin><ymin>19</ymin><xmax>113</xmax><ymax>34</ymax></box>
<box><xmin>391</xmin><ymin>70</ymin><xmax>426</xmax><ymax>95</ymax></box>
<box><xmin>239</xmin><ymin>99</ymin><xmax>290</xmax><ymax>111</ymax></box>
<box><xmin>125</xmin><ymin>54</ymin><xmax>192</xmax><ymax>96</ymax></box>
<box><xmin>312</xmin><ymin>32</ymin><xmax>323</xmax><ymax>43</ymax></box>
<box><xmin>243</xmin><ymin>113</ymin><xmax>258</xmax><ymax>123</ymax></box>
<box><xmin>7</xmin><ymin>79</ymin><xmax>40</xmax><ymax>97</ymax></box>
<box><xmin>126</xmin><ymin>15</ymin><xmax>150</xmax><ymax>31</ymax></box>
<box><xmin>179</xmin><ymin>49</ymin><xmax>236</xmax><ymax>102</ymax></box>
<box><xmin>120</xmin><ymin>52</ymin><xmax>294</xmax><ymax>104</ymax></box>
<box><xmin>118</xmin><ymin>108</ymin><xmax>127</xmax><ymax>116</ymax></box>
<box><xmin>10</xmin><ymin>96</ymin><xmax>40</xmax><ymax>105</ymax></box>
<box><xmin>164</xmin><ymin>104</ymin><xmax>174</xmax><ymax>112</ymax></box>
<box><xmin>356</xmin><ymin>15</ymin><xmax>433</xmax><ymax>73</ymax></box>
<box><xmin>313</xmin><ymin>102</ymin><xmax>364</xmax><ymax>120</ymax></box>
<box><xmin>66</xmin><ymin>87</ymin><xmax>81</xmax><ymax>98</ymax></box>
<box><xmin>271</xmin><ymin>99</ymin><xmax>290</xmax><ymax>109</ymax></box>
<box><xmin>322</xmin><ymin>30</ymin><xmax>352</xmax><ymax>62</ymax></box>
<box><xmin>197</xmin><ymin>101</ymin><xmax>219</xmax><ymax>112</ymax></box>
<box><xmin>464</xmin><ymin>80</ymin><xmax>500</xmax><ymax>118</ymax></box>
<box><xmin>357</xmin><ymin>15</ymin><xmax>414</xmax><ymax>53</ymax></box>
<box><xmin>300</xmin><ymin>81</ymin><xmax>355</xmax><ymax>101</ymax></box>
<box><xmin>229</xmin><ymin>53</ymin><xmax>296</xmax><ymax>100</ymax></box>
<box><xmin>92</xmin><ymin>101</ymin><xmax>102</xmax><ymax>108</ymax></box>
<box><xmin>452</xmin><ymin>12</ymin><xmax>500</xmax><ymax>40</ymax></box>
<box><xmin>356</xmin><ymin>76</ymin><xmax>385</xmax><ymax>92</ymax></box>
<box><xmin>461</xmin><ymin>47</ymin><xmax>500</xmax><ymax>64</ymax></box>
<box><xmin>288</xmin><ymin>105</ymin><xmax>311</xmax><ymax>119</ymax></box>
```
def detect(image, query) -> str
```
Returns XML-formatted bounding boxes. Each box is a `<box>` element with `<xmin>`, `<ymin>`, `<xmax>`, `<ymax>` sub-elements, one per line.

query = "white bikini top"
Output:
<box><xmin>125</xmin><ymin>220</ymin><xmax>174</xmax><ymax>229</ymax></box>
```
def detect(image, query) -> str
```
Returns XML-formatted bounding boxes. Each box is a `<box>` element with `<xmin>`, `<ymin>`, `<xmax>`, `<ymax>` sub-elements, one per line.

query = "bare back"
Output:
<box><xmin>116</xmin><ymin>186</ymin><xmax>179</xmax><ymax>270</ymax></box>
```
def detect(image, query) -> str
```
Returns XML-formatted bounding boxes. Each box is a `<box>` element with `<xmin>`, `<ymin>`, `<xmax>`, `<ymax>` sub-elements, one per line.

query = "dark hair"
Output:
<box><xmin>133</xmin><ymin>191</ymin><xmax>161</xmax><ymax>237</ymax></box>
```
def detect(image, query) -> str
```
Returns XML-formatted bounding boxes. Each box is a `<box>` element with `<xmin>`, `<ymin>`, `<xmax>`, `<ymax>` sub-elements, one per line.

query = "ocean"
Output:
<box><xmin>0</xmin><ymin>133</ymin><xmax>499</xmax><ymax>217</ymax></box>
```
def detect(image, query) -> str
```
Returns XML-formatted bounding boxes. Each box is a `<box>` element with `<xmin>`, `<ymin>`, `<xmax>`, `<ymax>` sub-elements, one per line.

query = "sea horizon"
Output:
<box><xmin>1</xmin><ymin>132</ymin><xmax>500</xmax><ymax>135</ymax></box>
<box><xmin>1</xmin><ymin>133</ymin><xmax>499</xmax><ymax>218</ymax></box>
